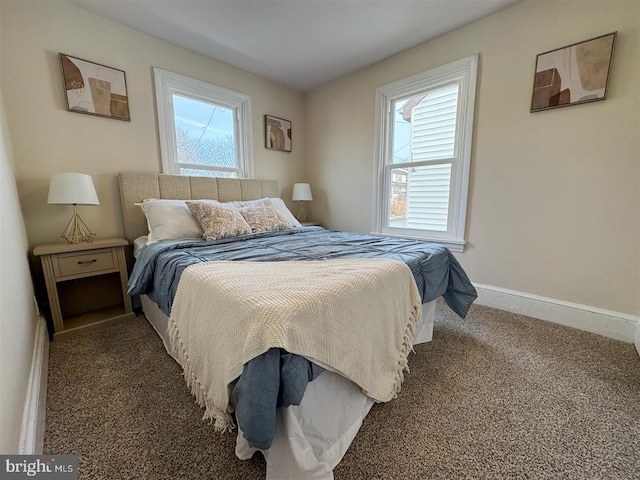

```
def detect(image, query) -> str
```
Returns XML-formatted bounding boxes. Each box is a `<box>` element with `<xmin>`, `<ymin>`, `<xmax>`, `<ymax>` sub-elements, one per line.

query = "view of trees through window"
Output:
<box><xmin>172</xmin><ymin>94</ymin><xmax>238</xmax><ymax>177</ymax></box>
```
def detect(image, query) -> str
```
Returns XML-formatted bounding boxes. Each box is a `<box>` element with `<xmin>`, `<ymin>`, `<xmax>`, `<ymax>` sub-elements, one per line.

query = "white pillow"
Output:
<box><xmin>268</xmin><ymin>198</ymin><xmax>302</xmax><ymax>228</ymax></box>
<box><xmin>138</xmin><ymin>199</ymin><xmax>203</xmax><ymax>244</ymax></box>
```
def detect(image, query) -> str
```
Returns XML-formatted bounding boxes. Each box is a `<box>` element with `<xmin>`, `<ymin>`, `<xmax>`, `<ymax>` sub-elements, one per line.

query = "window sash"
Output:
<box><xmin>172</xmin><ymin>96</ymin><xmax>240</xmax><ymax>172</ymax></box>
<box><xmin>176</xmin><ymin>163</ymin><xmax>241</xmax><ymax>174</ymax></box>
<box><xmin>372</xmin><ymin>55</ymin><xmax>478</xmax><ymax>251</ymax></box>
<box><xmin>154</xmin><ymin>68</ymin><xmax>254</xmax><ymax>178</ymax></box>
<box><xmin>384</xmin><ymin>82</ymin><xmax>461</xmax><ymax>239</ymax></box>
<box><xmin>382</xmin><ymin>159</ymin><xmax>454</xmax><ymax>237</ymax></box>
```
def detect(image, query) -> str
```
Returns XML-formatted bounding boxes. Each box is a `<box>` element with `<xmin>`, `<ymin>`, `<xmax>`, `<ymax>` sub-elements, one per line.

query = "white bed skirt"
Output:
<box><xmin>140</xmin><ymin>295</ymin><xmax>435</xmax><ymax>479</ymax></box>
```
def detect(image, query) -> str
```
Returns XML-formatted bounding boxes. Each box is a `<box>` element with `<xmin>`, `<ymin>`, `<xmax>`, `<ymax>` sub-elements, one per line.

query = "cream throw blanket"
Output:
<box><xmin>168</xmin><ymin>259</ymin><xmax>422</xmax><ymax>431</ymax></box>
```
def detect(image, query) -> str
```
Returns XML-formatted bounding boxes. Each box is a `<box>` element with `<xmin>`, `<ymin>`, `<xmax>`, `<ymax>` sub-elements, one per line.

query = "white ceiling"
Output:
<box><xmin>68</xmin><ymin>0</ymin><xmax>522</xmax><ymax>92</ymax></box>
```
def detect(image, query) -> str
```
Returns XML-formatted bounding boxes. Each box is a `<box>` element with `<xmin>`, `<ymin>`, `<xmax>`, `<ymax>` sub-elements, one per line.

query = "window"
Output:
<box><xmin>154</xmin><ymin>68</ymin><xmax>254</xmax><ymax>178</ymax></box>
<box><xmin>372</xmin><ymin>55</ymin><xmax>478</xmax><ymax>252</ymax></box>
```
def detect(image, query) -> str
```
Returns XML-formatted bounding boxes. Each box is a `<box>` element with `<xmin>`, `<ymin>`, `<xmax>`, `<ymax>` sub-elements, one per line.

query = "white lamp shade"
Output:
<box><xmin>292</xmin><ymin>183</ymin><xmax>313</xmax><ymax>202</ymax></box>
<box><xmin>47</xmin><ymin>173</ymin><xmax>100</xmax><ymax>205</ymax></box>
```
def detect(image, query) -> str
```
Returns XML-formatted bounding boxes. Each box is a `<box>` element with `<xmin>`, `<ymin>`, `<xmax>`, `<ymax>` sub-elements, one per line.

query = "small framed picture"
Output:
<box><xmin>265</xmin><ymin>115</ymin><xmax>292</xmax><ymax>152</ymax></box>
<box><xmin>530</xmin><ymin>32</ymin><xmax>616</xmax><ymax>112</ymax></box>
<box><xmin>59</xmin><ymin>53</ymin><xmax>131</xmax><ymax>121</ymax></box>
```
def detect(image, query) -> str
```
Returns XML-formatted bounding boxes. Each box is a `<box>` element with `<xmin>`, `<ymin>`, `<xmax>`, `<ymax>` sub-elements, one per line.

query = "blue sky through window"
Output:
<box><xmin>393</xmin><ymin>99</ymin><xmax>411</xmax><ymax>164</ymax></box>
<box><xmin>172</xmin><ymin>95</ymin><xmax>234</xmax><ymax>141</ymax></box>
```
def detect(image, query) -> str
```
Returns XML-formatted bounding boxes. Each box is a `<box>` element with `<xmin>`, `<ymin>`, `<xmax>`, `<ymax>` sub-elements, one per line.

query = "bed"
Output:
<box><xmin>119</xmin><ymin>172</ymin><xmax>476</xmax><ymax>479</ymax></box>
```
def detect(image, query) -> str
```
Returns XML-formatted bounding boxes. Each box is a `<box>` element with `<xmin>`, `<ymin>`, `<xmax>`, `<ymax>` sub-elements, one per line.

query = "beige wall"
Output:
<box><xmin>305</xmin><ymin>0</ymin><xmax>640</xmax><ymax>315</ymax></box>
<box><xmin>1</xmin><ymin>0</ymin><xmax>638</xmax><ymax>319</ymax></box>
<box><xmin>1</xmin><ymin>0</ymin><xmax>306</xmax><ymax>247</ymax></box>
<box><xmin>0</xmin><ymin>86</ymin><xmax>41</xmax><ymax>453</ymax></box>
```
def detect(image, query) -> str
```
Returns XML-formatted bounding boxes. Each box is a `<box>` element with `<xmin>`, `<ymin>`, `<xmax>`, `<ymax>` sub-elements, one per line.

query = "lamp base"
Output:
<box><xmin>61</xmin><ymin>206</ymin><xmax>96</xmax><ymax>244</ymax></box>
<box><xmin>296</xmin><ymin>202</ymin><xmax>309</xmax><ymax>223</ymax></box>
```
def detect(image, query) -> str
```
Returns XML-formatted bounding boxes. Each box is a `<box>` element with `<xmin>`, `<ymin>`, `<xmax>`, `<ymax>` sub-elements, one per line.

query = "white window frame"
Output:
<box><xmin>371</xmin><ymin>55</ymin><xmax>478</xmax><ymax>252</ymax></box>
<box><xmin>153</xmin><ymin>68</ymin><xmax>254</xmax><ymax>178</ymax></box>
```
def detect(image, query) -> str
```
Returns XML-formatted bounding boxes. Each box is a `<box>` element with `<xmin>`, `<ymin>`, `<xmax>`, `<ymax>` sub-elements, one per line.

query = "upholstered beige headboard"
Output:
<box><xmin>118</xmin><ymin>172</ymin><xmax>279</xmax><ymax>242</ymax></box>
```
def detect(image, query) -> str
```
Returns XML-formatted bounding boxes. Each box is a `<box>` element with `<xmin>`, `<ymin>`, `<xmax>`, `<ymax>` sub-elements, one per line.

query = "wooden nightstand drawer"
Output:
<box><xmin>53</xmin><ymin>249</ymin><xmax>116</xmax><ymax>278</ymax></box>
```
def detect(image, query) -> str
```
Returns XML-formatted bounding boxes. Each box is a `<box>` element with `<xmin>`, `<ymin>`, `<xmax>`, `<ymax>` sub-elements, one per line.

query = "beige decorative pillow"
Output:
<box><xmin>186</xmin><ymin>201</ymin><xmax>252</xmax><ymax>241</ymax></box>
<box><xmin>227</xmin><ymin>197</ymin><xmax>301</xmax><ymax>228</ymax></box>
<box><xmin>238</xmin><ymin>198</ymin><xmax>291</xmax><ymax>233</ymax></box>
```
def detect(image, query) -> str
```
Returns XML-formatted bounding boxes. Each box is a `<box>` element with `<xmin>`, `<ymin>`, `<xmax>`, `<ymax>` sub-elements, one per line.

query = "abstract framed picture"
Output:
<box><xmin>59</xmin><ymin>53</ymin><xmax>131</xmax><ymax>121</ymax></box>
<box><xmin>530</xmin><ymin>32</ymin><xmax>616</xmax><ymax>112</ymax></box>
<box><xmin>265</xmin><ymin>115</ymin><xmax>292</xmax><ymax>152</ymax></box>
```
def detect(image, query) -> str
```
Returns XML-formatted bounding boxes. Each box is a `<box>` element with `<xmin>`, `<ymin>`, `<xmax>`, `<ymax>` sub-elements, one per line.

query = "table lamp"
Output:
<box><xmin>292</xmin><ymin>183</ymin><xmax>313</xmax><ymax>222</ymax></box>
<box><xmin>47</xmin><ymin>172</ymin><xmax>100</xmax><ymax>244</ymax></box>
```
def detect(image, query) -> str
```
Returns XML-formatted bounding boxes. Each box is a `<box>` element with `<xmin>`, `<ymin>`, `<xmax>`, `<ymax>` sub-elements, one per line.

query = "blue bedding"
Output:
<box><xmin>128</xmin><ymin>227</ymin><xmax>477</xmax><ymax>449</ymax></box>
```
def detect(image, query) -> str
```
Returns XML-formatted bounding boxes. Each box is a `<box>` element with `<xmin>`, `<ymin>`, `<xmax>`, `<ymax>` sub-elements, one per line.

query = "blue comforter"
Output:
<box><xmin>128</xmin><ymin>227</ymin><xmax>476</xmax><ymax>449</ymax></box>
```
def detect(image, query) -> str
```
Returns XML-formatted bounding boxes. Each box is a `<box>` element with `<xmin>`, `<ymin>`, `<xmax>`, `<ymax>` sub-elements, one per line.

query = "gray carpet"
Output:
<box><xmin>44</xmin><ymin>301</ymin><xmax>640</xmax><ymax>479</ymax></box>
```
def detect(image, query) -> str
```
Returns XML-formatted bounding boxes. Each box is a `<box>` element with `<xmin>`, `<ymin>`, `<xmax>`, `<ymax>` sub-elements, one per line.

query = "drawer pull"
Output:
<box><xmin>77</xmin><ymin>259</ymin><xmax>98</xmax><ymax>265</ymax></box>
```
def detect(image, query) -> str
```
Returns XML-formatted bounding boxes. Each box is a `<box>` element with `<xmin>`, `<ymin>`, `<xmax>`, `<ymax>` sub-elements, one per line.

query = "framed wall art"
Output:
<box><xmin>265</xmin><ymin>115</ymin><xmax>292</xmax><ymax>152</ymax></box>
<box><xmin>530</xmin><ymin>32</ymin><xmax>616</xmax><ymax>112</ymax></box>
<box><xmin>59</xmin><ymin>53</ymin><xmax>130</xmax><ymax>121</ymax></box>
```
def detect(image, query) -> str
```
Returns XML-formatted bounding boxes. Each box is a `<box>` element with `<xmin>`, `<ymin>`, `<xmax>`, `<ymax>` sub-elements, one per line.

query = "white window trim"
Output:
<box><xmin>153</xmin><ymin>67</ymin><xmax>254</xmax><ymax>178</ymax></box>
<box><xmin>371</xmin><ymin>54</ymin><xmax>478</xmax><ymax>252</ymax></box>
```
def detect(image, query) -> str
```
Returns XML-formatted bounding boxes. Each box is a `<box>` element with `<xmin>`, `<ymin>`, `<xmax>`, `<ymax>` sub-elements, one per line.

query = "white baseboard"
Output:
<box><xmin>19</xmin><ymin>317</ymin><xmax>49</xmax><ymax>454</ymax></box>
<box><xmin>635</xmin><ymin>323</ymin><xmax>640</xmax><ymax>357</ymax></box>
<box><xmin>473</xmin><ymin>284</ymin><xmax>639</xmax><ymax>344</ymax></box>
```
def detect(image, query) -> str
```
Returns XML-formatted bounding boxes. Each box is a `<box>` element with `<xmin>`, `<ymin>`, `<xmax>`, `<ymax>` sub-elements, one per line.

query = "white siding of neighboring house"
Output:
<box><xmin>405</xmin><ymin>84</ymin><xmax>458</xmax><ymax>231</ymax></box>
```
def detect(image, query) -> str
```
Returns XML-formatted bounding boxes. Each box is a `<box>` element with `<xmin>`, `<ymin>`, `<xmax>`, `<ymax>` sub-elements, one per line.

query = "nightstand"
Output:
<box><xmin>33</xmin><ymin>238</ymin><xmax>135</xmax><ymax>339</ymax></box>
<box><xmin>300</xmin><ymin>221</ymin><xmax>322</xmax><ymax>227</ymax></box>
